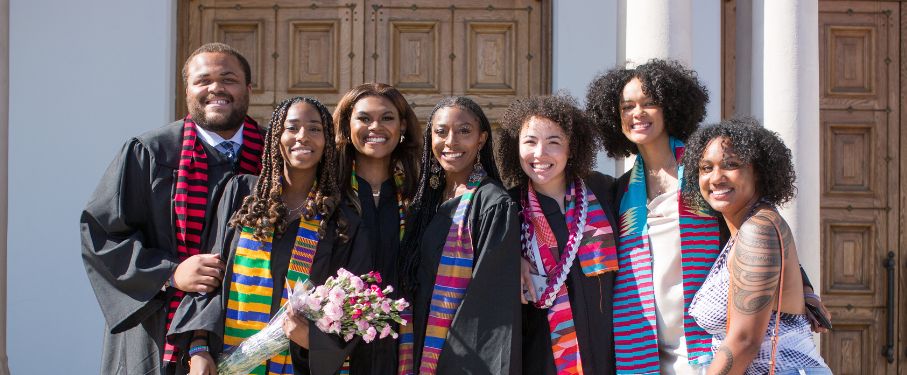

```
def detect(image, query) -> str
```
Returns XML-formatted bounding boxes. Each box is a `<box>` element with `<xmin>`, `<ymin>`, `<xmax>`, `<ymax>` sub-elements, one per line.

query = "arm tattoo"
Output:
<box><xmin>715</xmin><ymin>346</ymin><xmax>734</xmax><ymax>375</ymax></box>
<box><xmin>730</xmin><ymin>213</ymin><xmax>783</xmax><ymax>315</ymax></box>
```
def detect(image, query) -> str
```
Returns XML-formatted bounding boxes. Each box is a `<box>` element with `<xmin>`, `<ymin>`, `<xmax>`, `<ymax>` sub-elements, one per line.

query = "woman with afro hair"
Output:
<box><xmin>585</xmin><ymin>59</ymin><xmax>721</xmax><ymax>374</ymax></box>
<box><xmin>170</xmin><ymin>97</ymin><xmax>372</xmax><ymax>375</ymax></box>
<box><xmin>397</xmin><ymin>96</ymin><xmax>521</xmax><ymax>374</ymax></box>
<box><xmin>586</xmin><ymin>60</ymin><xmax>827</xmax><ymax>375</ymax></box>
<box><xmin>683</xmin><ymin>117</ymin><xmax>830</xmax><ymax>374</ymax></box>
<box><xmin>496</xmin><ymin>94</ymin><xmax>619</xmax><ymax>374</ymax></box>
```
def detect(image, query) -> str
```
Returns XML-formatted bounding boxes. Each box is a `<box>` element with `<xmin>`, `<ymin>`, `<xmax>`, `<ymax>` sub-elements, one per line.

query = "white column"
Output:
<box><xmin>758</xmin><ymin>0</ymin><xmax>821</xmax><ymax>286</ymax></box>
<box><xmin>0</xmin><ymin>0</ymin><xmax>10</xmax><ymax>372</ymax></box>
<box><xmin>624</xmin><ymin>0</ymin><xmax>693</xmax><ymax>66</ymax></box>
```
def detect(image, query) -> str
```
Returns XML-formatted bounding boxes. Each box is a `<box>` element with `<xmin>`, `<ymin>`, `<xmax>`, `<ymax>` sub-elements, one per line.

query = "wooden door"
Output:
<box><xmin>819</xmin><ymin>2</ymin><xmax>901</xmax><ymax>374</ymax></box>
<box><xmin>176</xmin><ymin>0</ymin><xmax>551</xmax><ymax>124</ymax></box>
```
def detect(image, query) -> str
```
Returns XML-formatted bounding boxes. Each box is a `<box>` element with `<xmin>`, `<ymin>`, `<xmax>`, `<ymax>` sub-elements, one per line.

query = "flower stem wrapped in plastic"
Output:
<box><xmin>217</xmin><ymin>269</ymin><xmax>410</xmax><ymax>375</ymax></box>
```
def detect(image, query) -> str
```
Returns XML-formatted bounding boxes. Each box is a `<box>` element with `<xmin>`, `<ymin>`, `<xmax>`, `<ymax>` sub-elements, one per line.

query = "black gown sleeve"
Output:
<box><xmin>81</xmin><ymin>139</ymin><xmax>178</xmax><ymax>333</ymax></box>
<box><xmin>167</xmin><ymin>174</ymin><xmax>256</xmax><ymax>354</ymax></box>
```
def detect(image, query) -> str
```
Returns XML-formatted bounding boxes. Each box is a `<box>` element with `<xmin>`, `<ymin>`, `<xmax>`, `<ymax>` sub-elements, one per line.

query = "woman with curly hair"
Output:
<box><xmin>171</xmin><ymin>97</ymin><xmax>371</xmax><ymax>375</ymax></box>
<box><xmin>332</xmin><ymin>83</ymin><xmax>421</xmax><ymax>373</ymax></box>
<box><xmin>586</xmin><ymin>59</ymin><xmax>720</xmax><ymax>374</ymax></box>
<box><xmin>683</xmin><ymin>117</ymin><xmax>830</xmax><ymax>374</ymax></box>
<box><xmin>398</xmin><ymin>97</ymin><xmax>521</xmax><ymax>374</ymax></box>
<box><xmin>586</xmin><ymin>60</ymin><xmax>828</xmax><ymax>375</ymax></box>
<box><xmin>497</xmin><ymin>94</ymin><xmax>619</xmax><ymax>374</ymax></box>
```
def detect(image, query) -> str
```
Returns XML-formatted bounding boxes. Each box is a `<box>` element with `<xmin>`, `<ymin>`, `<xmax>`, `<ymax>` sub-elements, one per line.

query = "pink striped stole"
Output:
<box><xmin>611</xmin><ymin>138</ymin><xmax>720</xmax><ymax>374</ymax></box>
<box><xmin>163</xmin><ymin>117</ymin><xmax>263</xmax><ymax>364</ymax></box>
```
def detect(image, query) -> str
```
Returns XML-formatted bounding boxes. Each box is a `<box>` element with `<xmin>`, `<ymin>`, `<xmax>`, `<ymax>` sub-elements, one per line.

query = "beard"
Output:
<box><xmin>187</xmin><ymin>93</ymin><xmax>250</xmax><ymax>133</ymax></box>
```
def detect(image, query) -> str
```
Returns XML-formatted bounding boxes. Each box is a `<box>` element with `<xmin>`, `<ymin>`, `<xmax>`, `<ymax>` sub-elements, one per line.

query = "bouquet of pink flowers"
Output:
<box><xmin>218</xmin><ymin>268</ymin><xmax>409</xmax><ymax>375</ymax></box>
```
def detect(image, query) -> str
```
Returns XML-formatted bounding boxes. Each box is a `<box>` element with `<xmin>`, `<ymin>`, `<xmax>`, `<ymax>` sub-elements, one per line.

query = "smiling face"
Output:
<box><xmin>185</xmin><ymin>52</ymin><xmax>251</xmax><ymax>135</ymax></box>
<box><xmin>619</xmin><ymin>77</ymin><xmax>666</xmax><ymax>148</ymax></box>
<box><xmin>519</xmin><ymin>116</ymin><xmax>569</xmax><ymax>192</ymax></box>
<box><xmin>698</xmin><ymin>137</ymin><xmax>758</xmax><ymax>220</ymax></box>
<box><xmin>280</xmin><ymin>102</ymin><xmax>326</xmax><ymax>174</ymax></box>
<box><xmin>349</xmin><ymin>95</ymin><xmax>404</xmax><ymax>163</ymax></box>
<box><xmin>430</xmin><ymin>106</ymin><xmax>488</xmax><ymax>184</ymax></box>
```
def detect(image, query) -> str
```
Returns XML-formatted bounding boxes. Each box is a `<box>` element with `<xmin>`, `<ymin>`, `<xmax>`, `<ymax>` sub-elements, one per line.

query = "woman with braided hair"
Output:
<box><xmin>497</xmin><ymin>94</ymin><xmax>619</xmax><ymax>374</ymax></box>
<box><xmin>170</xmin><ymin>96</ymin><xmax>371</xmax><ymax>375</ymax></box>
<box><xmin>332</xmin><ymin>83</ymin><xmax>421</xmax><ymax>374</ymax></box>
<box><xmin>397</xmin><ymin>97</ymin><xmax>521</xmax><ymax>374</ymax></box>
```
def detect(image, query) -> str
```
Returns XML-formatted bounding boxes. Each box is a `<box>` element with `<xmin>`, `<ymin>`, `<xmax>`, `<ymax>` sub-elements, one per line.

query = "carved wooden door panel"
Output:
<box><xmin>819</xmin><ymin>2</ymin><xmax>900</xmax><ymax>374</ymax></box>
<box><xmin>177</xmin><ymin>0</ymin><xmax>550</xmax><ymax>125</ymax></box>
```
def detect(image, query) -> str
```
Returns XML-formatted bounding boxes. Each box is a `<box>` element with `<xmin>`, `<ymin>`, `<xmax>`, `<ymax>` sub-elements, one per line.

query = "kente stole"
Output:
<box><xmin>612</xmin><ymin>138</ymin><xmax>721</xmax><ymax>374</ymax></box>
<box><xmin>417</xmin><ymin>172</ymin><xmax>484</xmax><ymax>375</ymax></box>
<box><xmin>225</xmin><ymin>192</ymin><xmax>321</xmax><ymax>375</ymax></box>
<box><xmin>521</xmin><ymin>178</ymin><xmax>617</xmax><ymax>375</ymax></box>
<box><xmin>164</xmin><ymin>116</ymin><xmax>263</xmax><ymax>364</ymax></box>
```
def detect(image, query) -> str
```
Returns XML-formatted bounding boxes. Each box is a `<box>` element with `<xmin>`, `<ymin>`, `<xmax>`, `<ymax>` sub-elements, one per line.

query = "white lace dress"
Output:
<box><xmin>688</xmin><ymin>229</ymin><xmax>829</xmax><ymax>374</ymax></box>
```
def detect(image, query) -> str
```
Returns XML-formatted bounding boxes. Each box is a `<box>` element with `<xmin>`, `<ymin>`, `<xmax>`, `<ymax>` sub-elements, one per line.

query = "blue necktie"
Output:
<box><xmin>217</xmin><ymin>141</ymin><xmax>238</xmax><ymax>162</ymax></box>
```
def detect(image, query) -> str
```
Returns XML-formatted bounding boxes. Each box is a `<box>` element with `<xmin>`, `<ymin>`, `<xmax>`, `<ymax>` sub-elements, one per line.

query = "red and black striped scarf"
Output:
<box><xmin>163</xmin><ymin>115</ymin><xmax>263</xmax><ymax>364</ymax></box>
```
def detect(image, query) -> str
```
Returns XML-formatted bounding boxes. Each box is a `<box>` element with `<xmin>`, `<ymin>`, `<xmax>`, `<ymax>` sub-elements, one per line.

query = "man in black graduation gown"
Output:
<box><xmin>80</xmin><ymin>43</ymin><xmax>264</xmax><ymax>375</ymax></box>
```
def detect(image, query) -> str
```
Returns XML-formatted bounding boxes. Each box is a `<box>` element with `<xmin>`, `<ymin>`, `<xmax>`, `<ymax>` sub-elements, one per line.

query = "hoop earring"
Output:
<box><xmin>429</xmin><ymin>159</ymin><xmax>441</xmax><ymax>189</ymax></box>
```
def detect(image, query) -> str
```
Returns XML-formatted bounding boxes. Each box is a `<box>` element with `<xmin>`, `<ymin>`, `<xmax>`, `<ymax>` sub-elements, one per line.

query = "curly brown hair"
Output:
<box><xmin>333</xmin><ymin>83</ymin><xmax>421</xmax><ymax>214</ymax></box>
<box><xmin>496</xmin><ymin>94</ymin><xmax>599</xmax><ymax>189</ymax></box>
<box><xmin>585</xmin><ymin>59</ymin><xmax>709</xmax><ymax>158</ymax></box>
<box><xmin>680</xmin><ymin>116</ymin><xmax>797</xmax><ymax>211</ymax></box>
<box><xmin>230</xmin><ymin>97</ymin><xmax>344</xmax><ymax>242</ymax></box>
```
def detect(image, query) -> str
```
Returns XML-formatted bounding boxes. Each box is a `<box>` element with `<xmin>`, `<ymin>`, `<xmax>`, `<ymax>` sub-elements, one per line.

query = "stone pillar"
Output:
<box><xmin>757</xmin><ymin>0</ymin><xmax>821</xmax><ymax>286</ymax></box>
<box><xmin>624</xmin><ymin>0</ymin><xmax>693</xmax><ymax>66</ymax></box>
<box><xmin>0</xmin><ymin>0</ymin><xmax>10</xmax><ymax>372</ymax></box>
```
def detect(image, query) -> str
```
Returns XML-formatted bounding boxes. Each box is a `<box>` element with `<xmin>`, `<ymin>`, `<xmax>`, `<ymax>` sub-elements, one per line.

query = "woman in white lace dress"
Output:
<box><xmin>681</xmin><ymin>117</ymin><xmax>830</xmax><ymax>375</ymax></box>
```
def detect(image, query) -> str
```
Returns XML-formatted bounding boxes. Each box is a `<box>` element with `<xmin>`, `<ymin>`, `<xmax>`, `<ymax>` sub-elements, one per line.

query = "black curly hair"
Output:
<box><xmin>229</xmin><ymin>97</ymin><xmax>345</xmax><ymax>242</ymax></box>
<box><xmin>680</xmin><ymin>116</ymin><xmax>797</xmax><ymax>212</ymax></box>
<box><xmin>397</xmin><ymin>96</ymin><xmax>501</xmax><ymax>298</ymax></box>
<box><xmin>586</xmin><ymin>59</ymin><xmax>709</xmax><ymax>158</ymax></box>
<box><xmin>496</xmin><ymin>94</ymin><xmax>599</xmax><ymax>189</ymax></box>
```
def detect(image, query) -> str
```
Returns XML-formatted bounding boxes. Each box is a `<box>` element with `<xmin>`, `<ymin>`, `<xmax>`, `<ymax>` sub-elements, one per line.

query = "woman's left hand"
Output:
<box><xmin>283</xmin><ymin>308</ymin><xmax>310</xmax><ymax>349</ymax></box>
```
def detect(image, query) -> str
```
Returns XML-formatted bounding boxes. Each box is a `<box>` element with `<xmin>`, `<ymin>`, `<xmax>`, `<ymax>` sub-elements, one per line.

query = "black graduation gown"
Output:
<box><xmin>169</xmin><ymin>175</ymin><xmax>373</xmax><ymax>375</ymax></box>
<box><xmin>411</xmin><ymin>178</ymin><xmax>522</xmax><ymax>375</ymax></box>
<box><xmin>513</xmin><ymin>172</ymin><xmax>618</xmax><ymax>375</ymax></box>
<box><xmin>80</xmin><ymin>120</ymin><xmax>255</xmax><ymax>375</ymax></box>
<box><xmin>347</xmin><ymin>177</ymin><xmax>403</xmax><ymax>374</ymax></box>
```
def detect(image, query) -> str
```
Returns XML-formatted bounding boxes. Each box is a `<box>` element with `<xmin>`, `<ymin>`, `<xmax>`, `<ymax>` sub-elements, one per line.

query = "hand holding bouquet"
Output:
<box><xmin>218</xmin><ymin>268</ymin><xmax>410</xmax><ymax>375</ymax></box>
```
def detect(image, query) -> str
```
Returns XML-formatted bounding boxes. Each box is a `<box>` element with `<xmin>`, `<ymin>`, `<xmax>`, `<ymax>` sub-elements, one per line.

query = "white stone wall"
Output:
<box><xmin>7</xmin><ymin>0</ymin><xmax>175</xmax><ymax>372</ymax></box>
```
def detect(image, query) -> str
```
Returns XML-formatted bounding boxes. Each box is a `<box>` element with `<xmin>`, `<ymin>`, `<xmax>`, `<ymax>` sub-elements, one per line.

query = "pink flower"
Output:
<box><xmin>363</xmin><ymin>327</ymin><xmax>377</xmax><ymax>343</ymax></box>
<box><xmin>380</xmin><ymin>300</ymin><xmax>392</xmax><ymax>314</ymax></box>
<box><xmin>316</xmin><ymin>316</ymin><xmax>333</xmax><ymax>332</ymax></box>
<box><xmin>324</xmin><ymin>302</ymin><xmax>344</xmax><ymax>321</ymax></box>
<box><xmin>306</xmin><ymin>295</ymin><xmax>323</xmax><ymax>311</ymax></box>
<box><xmin>328</xmin><ymin>287</ymin><xmax>346</xmax><ymax>305</ymax></box>
<box><xmin>329</xmin><ymin>320</ymin><xmax>341</xmax><ymax>333</ymax></box>
<box><xmin>368</xmin><ymin>271</ymin><xmax>383</xmax><ymax>284</ymax></box>
<box><xmin>350</xmin><ymin>276</ymin><xmax>365</xmax><ymax>290</ymax></box>
<box><xmin>356</xmin><ymin>319</ymin><xmax>370</xmax><ymax>333</ymax></box>
<box><xmin>380</xmin><ymin>324</ymin><xmax>392</xmax><ymax>339</ymax></box>
<box><xmin>352</xmin><ymin>308</ymin><xmax>363</xmax><ymax>319</ymax></box>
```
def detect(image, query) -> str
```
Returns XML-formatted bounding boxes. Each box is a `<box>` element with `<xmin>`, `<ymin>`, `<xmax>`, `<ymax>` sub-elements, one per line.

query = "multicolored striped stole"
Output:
<box><xmin>164</xmin><ymin>117</ymin><xmax>263</xmax><ymax>364</ymax></box>
<box><xmin>417</xmin><ymin>171</ymin><xmax>484</xmax><ymax>375</ymax></box>
<box><xmin>224</xmin><ymin>195</ymin><xmax>321</xmax><ymax>375</ymax></box>
<box><xmin>612</xmin><ymin>138</ymin><xmax>721</xmax><ymax>374</ymax></box>
<box><xmin>521</xmin><ymin>178</ymin><xmax>617</xmax><ymax>375</ymax></box>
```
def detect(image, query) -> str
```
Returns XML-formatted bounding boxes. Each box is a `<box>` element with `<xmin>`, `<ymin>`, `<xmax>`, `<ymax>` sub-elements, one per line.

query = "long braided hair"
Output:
<box><xmin>229</xmin><ymin>96</ymin><xmax>344</xmax><ymax>241</ymax></box>
<box><xmin>333</xmin><ymin>83</ymin><xmax>421</xmax><ymax>214</ymax></box>
<box><xmin>398</xmin><ymin>96</ymin><xmax>500</xmax><ymax>298</ymax></box>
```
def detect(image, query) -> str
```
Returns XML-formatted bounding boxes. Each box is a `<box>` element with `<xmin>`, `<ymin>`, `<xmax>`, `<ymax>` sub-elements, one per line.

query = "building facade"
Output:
<box><xmin>1</xmin><ymin>0</ymin><xmax>903</xmax><ymax>373</ymax></box>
